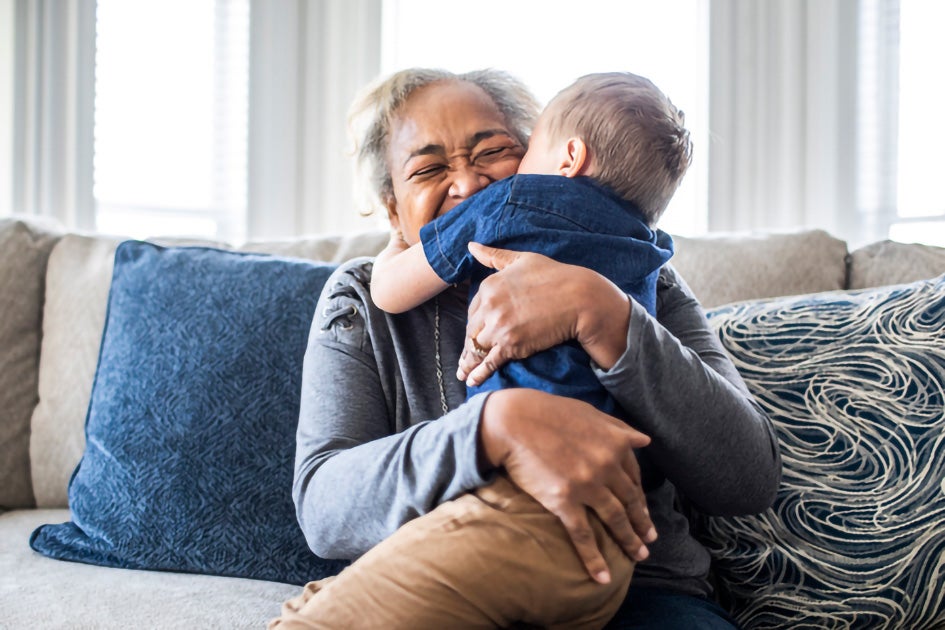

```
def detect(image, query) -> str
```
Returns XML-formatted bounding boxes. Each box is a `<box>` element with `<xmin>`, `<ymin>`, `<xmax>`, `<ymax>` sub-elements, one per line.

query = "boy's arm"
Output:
<box><xmin>371</xmin><ymin>234</ymin><xmax>450</xmax><ymax>313</ymax></box>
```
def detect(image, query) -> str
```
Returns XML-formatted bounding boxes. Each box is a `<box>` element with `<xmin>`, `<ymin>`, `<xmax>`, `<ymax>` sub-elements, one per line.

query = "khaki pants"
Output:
<box><xmin>270</xmin><ymin>476</ymin><xmax>634</xmax><ymax>629</ymax></box>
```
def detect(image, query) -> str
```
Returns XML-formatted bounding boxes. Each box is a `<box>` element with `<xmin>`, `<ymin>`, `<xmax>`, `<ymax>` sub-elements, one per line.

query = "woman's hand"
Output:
<box><xmin>479</xmin><ymin>388</ymin><xmax>657</xmax><ymax>584</ymax></box>
<box><xmin>458</xmin><ymin>242</ymin><xmax>632</xmax><ymax>385</ymax></box>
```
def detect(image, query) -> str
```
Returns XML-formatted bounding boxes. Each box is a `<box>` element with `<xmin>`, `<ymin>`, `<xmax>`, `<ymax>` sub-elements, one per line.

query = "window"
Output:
<box><xmin>380</xmin><ymin>0</ymin><xmax>709</xmax><ymax>237</ymax></box>
<box><xmin>891</xmin><ymin>0</ymin><xmax>945</xmax><ymax>245</ymax></box>
<box><xmin>93</xmin><ymin>0</ymin><xmax>249</xmax><ymax>242</ymax></box>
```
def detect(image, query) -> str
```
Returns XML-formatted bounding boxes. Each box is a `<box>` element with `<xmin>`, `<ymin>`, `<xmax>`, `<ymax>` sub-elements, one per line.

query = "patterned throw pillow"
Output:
<box><xmin>30</xmin><ymin>241</ymin><xmax>348</xmax><ymax>585</ymax></box>
<box><xmin>700</xmin><ymin>274</ymin><xmax>945</xmax><ymax>629</ymax></box>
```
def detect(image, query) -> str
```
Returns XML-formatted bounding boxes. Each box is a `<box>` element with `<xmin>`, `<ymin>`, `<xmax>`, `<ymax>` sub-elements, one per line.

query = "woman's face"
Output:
<box><xmin>385</xmin><ymin>81</ymin><xmax>525</xmax><ymax>244</ymax></box>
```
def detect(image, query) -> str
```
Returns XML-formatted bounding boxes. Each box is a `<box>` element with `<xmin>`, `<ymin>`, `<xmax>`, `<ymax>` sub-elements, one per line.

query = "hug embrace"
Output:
<box><xmin>271</xmin><ymin>67</ymin><xmax>781</xmax><ymax>629</ymax></box>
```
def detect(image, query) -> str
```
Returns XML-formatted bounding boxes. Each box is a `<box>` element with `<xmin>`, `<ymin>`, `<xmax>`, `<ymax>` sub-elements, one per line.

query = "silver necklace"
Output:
<box><xmin>434</xmin><ymin>296</ymin><xmax>449</xmax><ymax>415</ymax></box>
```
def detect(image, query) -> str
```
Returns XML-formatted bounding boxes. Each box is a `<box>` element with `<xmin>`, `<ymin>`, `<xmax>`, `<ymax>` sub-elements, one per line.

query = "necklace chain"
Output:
<box><xmin>433</xmin><ymin>296</ymin><xmax>449</xmax><ymax>415</ymax></box>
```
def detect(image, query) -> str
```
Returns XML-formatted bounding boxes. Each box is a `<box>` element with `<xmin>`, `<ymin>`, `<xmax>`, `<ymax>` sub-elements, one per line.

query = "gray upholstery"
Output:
<box><xmin>671</xmin><ymin>229</ymin><xmax>849</xmax><ymax>308</ymax></box>
<box><xmin>0</xmin><ymin>509</ymin><xmax>298</xmax><ymax>629</ymax></box>
<box><xmin>848</xmin><ymin>239</ymin><xmax>945</xmax><ymax>289</ymax></box>
<box><xmin>0</xmin><ymin>218</ymin><xmax>61</xmax><ymax>508</ymax></box>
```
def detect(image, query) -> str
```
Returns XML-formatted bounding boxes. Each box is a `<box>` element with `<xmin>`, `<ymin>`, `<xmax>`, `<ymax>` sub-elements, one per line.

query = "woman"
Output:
<box><xmin>286</xmin><ymin>68</ymin><xmax>780</xmax><ymax>628</ymax></box>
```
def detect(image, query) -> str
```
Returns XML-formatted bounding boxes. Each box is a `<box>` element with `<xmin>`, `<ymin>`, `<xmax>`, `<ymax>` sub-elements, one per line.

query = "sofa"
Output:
<box><xmin>2</xmin><ymin>215</ymin><xmax>944</xmax><ymax>629</ymax></box>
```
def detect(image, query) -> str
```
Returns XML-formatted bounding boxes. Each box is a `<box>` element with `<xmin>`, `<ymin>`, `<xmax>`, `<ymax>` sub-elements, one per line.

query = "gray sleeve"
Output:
<box><xmin>596</xmin><ymin>265</ymin><xmax>782</xmax><ymax>516</ymax></box>
<box><xmin>292</xmin><ymin>264</ymin><xmax>492</xmax><ymax>560</ymax></box>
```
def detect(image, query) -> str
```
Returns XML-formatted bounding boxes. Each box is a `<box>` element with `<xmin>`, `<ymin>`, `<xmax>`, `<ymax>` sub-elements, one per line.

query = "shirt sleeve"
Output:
<box><xmin>595</xmin><ymin>264</ymin><xmax>782</xmax><ymax>516</ymax></box>
<box><xmin>292</xmin><ymin>263</ymin><xmax>493</xmax><ymax>559</ymax></box>
<box><xmin>419</xmin><ymin>182</ymin><xmax>507</xmax><ymax>285</ymax></box>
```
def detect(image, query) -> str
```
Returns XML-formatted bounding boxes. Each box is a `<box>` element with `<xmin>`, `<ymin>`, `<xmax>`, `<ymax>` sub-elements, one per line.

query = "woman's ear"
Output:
<box><xmin>560</xmin><ymin>138</ymin><xmax>592</xmax><ymax>178</ymax></box>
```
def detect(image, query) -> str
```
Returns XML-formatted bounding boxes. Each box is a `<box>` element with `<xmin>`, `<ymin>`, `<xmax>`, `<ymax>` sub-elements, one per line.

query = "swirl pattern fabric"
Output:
<box><xmin>30</xmin><ymin>241</ymin><xmax>349</xmax><ymax>585</ymax></box>
<box><xmin>700</xmin><ymin>274</ymin><xmax>945</xmax><ymax>629</ymax></box>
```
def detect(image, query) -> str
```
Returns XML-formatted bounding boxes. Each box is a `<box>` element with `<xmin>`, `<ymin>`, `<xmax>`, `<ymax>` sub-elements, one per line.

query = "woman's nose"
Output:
<box><xmin>448</xmin><ymin>164</ymin><xmax>491</xmax><ymax>199</ymax></box>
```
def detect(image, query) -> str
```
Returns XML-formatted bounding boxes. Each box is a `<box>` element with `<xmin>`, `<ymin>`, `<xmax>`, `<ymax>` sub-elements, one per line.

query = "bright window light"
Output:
<box><xmin>381</xmin><ymin>0</ymin><xmax>709</xmax><ymax>237</ymax></box>
<box><xmin>894</xmin><ymin>0</ymin><xmax>945</xmax><ymax>245</ymax></box>
<box><xmin>94</xmin><ymin>0</ymin><xmax>249</xmax><ymax>242</ymax></box>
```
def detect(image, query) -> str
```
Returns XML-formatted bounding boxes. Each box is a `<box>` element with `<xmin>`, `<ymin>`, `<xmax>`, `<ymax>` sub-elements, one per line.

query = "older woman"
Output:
<box><xmin>287</xmin><ymin>68</ymin><xmax>780</xmax><ymax>628</ymax></box>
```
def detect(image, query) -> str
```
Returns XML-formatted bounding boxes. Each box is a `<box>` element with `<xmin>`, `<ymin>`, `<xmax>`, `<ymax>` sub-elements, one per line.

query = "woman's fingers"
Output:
<box><xmin>614</xmin><ymin>450</ymin><xmax>656</xmax><ymax>548</ymax></box>
<box><xmin>480</xmin><ymin>390</ymin><xmax>658</xmax><ymax>581</ymax></box>
<box><xmin>535</xmin><ymin>475</ymin><xmax>651</xmax><ymax>584</ymax></box>
<box><xmin>458</xmin><ymin>343</ymin><xmax>503</xmax><ymax>387</ymax></box>
<box><xmin>460</xmin><ymin>245</ymin><xmax>583</xmax><ymax>382</ymax></box>
<box><xmin>591</xmin><ymin>492</ymin><xmax>650</xmax><ymax>563</ymax></box>
<box><xmin>553</xmin><ymin>505</ymin><xmax>613</xmax><ymax>585</ymax></box>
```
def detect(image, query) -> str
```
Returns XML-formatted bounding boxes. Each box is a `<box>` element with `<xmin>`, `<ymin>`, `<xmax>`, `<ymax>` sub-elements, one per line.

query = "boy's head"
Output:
<box><xmin>518</xmin><ymin>72</ymin><xmax>692</xmax><ymax>225</ymax></box>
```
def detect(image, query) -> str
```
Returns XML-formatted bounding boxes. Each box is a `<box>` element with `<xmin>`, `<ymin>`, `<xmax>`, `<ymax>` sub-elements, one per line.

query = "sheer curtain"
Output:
<box><xmin>0</xmin><ymin>0</ymin><xmax>13</xmax><ymax>215</ymax></box>
<box><xmin>248</xmin><ymin>0</ymin><xmax>382</xmax><ymax>239</ymax></box>
<box><xmin>6</xmin><ymin>1</ymin><xmax>906</xmax><ymax>244</ymax></box>
<box><xmin>709</xmin><ymin>0</ymin><xmax>898</xmax><ymax>248</ymax></box>
<box><xmin>7</xmin><ymin>0</ymin><xmax>380</xmax><ymax>240</ymax></box>
<box><xmin>10</xmin><ymin>0</ymin><xmax>96</xmax><ymax>229</ymax></box>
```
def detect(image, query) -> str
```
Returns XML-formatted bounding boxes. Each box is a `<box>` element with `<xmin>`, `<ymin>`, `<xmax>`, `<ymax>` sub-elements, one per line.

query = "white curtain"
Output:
<box><xmin>8</xmin><ymin>0</ymin><xmax>901</xmax><ymax>244</ymax></box>
<box><xmin>248</xmin><ymin>0</ymin><xmax>382</xmax><ymax>240</ymax></box>
<box><xmin>0</xmin><ymin>0</ymin><xmax>14</xmax><ymax>215</ymax></box>
<box><xmin>708</xmin><ymin>0</ymin><xmax>898</xmax><ymax>247</ymax></box>
<box><xmin>11</xmin><ymin>0</ymin><xmax>96</xmax><ymax>229</ymax></box>
<box><xmin>8</xmin><ymin>0</ymin><xmax>380</xmax><ymax>239</ymax></box>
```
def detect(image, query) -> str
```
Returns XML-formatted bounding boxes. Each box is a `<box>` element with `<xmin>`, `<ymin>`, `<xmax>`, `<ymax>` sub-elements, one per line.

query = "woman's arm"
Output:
<box><xmin>598</xmin><ymin>266</ymin><xmax>781</xmax><ymax>515</ymax></box>
<box><xmin>296</xmin><ymin>260</ymin><xmax>657</xmax><ymax>581</ymax></box>
<box><xmin>371</xmin><ymin>234</ymin><xmax>449</xmax><ymax>313</ymax></box>
<box><xmin>458</xmin><ymin>243</ymin><xmax>631</xmax><ymax>385</ymax></box>
<box><xmin>458</xmin><ymin>244</ymin><xmax>780</xmax><ymax>516</ymax></box>
<box><xmin>294</xmin><ymin>263</ymin><xmax>491</xmax><ymax>559</ymax></box>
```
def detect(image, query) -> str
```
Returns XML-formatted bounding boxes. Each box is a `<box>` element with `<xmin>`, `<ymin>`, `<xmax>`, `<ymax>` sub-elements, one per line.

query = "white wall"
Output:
<box><xmin>0</xmin><ymin>0</ymin><xmax>13</xmax><ymax>217</ymax></box>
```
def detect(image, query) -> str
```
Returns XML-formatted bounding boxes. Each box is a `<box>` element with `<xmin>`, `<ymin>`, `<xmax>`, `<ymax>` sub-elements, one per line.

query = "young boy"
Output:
<box><xmin>272</xmin><ymin>72</ymin><xmax>691</xmax><ymax>629</ymax></box>
<box><xmin>370</xmin><ymin>72</ymin><xmax>684</xmax><ymax>419</ymax></box>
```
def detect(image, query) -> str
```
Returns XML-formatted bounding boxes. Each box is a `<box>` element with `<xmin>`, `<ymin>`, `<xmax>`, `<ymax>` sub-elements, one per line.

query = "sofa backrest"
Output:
<box><xmin>0</xmin><ymin>218</ymin><xmax>63</xmax><ymax>509</ymax></box>
<box><xmin>26</xmin><ymin>228</ymin><xmax>389</xmax><ymax>508</ymax></box>
<box><xmin>4</xmin><ymin>215</ymin><xmax>945</xmax><ymax>508</ymax></box>
<box><xmin>848</xmin><ymin>239</ymin><xmax>945</xmax><ymax>290</ymax></box>
<box><xmin>671</xmin><ymin>229</ymin><xmax>849</xmax><ymax>308</ymax></box>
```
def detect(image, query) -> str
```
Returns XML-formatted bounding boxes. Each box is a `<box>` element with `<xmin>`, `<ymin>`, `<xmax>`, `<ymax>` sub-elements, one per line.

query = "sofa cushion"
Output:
<box><xmin>848</xmin><ymin>239</ymin><xmax>945</xmax><ymax>290</ymax></box>
<box><xmin>3</xmin><ymin>509</ymin><xmax>300</xmax><ymax>628</ymax></box>
<box><xmin>30</xmin><ymin>234</ymin><xmax>227</xmax><ymax>508</ymax></box>
<box><xmin>238</xmin><ymin>229</ymin><xmax>388</xmax><ymax>262</ymax></box>
<box><xmin>29</xmin><ymin>234</ymin><xmax>122</xmax><ymax>507</ymax></box>
<box><xmin>671</xmin><ymin>229</ymin><xmax>849</xmax><ymax>308</ymax></box>
<box><xmin>0</xmin><ymin>217</ymin><xmax>62</xmax><ymax>509</ymax></box>
<box><xmin>30</xmin><ymin>241</ymin><xmax>348</xmax><ymax>584</ymax></box>
<box><xmin>699</xmin><ymin>274</ymin><xmax>945</xmax><ymax>629</ymax></box>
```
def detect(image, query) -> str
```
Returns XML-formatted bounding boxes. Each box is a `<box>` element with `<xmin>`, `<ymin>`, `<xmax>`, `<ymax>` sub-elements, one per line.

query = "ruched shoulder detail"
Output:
<box><xmin>315</xmin><ymin>258</ymin><xmax>375</xmax><ymax>353</ymax></box>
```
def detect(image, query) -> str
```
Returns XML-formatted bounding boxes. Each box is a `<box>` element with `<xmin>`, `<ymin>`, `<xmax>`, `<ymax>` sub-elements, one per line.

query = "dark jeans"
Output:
<box><xmin>604</xmin><ymin>586</ymin><xmax>739</xmax><ymax>629</ymax></box>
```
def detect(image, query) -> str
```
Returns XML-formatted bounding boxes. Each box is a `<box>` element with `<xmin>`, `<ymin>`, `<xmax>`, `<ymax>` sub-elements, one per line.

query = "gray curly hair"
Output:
<box><xmin>347</xmin><ymin>68</ymin><xmax>540</xmax><ymax>214</ymax></box>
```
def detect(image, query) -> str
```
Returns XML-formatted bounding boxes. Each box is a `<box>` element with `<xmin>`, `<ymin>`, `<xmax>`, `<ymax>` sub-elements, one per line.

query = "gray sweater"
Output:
<box><xmin>294</xmin><ymin>258</ymin><xmax>781</xmax><ymax>597</ymax></box>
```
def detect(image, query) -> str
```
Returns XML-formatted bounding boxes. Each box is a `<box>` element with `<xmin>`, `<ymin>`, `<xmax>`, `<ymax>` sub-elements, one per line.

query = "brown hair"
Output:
<box><xmin>544</xmin><ymin>72</ymin><xmax>692</xmax><ymax>225</ymax></box>
<box><xmin>347</xmin><ymin>68</ymin><xmax>540</xmax><ymax>214</ymax></box>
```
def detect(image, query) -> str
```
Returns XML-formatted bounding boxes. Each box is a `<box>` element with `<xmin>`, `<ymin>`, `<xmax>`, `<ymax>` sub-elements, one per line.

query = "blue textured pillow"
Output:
<box><xmin>699</xmin><ymin>274</ymin><xmax>945</xmax><ymax>629</ymax></box>
<box><xmin>30</xmin><ymin>241</ymin><xmax>348</xmax><ymax>585</ymax></box>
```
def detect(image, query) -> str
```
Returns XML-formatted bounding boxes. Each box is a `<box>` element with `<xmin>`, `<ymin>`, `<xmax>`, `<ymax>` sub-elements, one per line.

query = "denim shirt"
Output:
<box><xmin>420</xmin><ymin>174</ymin><xmax>674</xmax><ymax>421</ymax></box>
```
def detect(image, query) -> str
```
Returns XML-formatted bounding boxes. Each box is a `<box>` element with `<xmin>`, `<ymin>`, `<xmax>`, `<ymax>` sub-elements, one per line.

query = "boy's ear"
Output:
<box><xmin>560</xmin><ymin>138</ymin><xmax>592</xmax><ymax>178</ymax></box>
